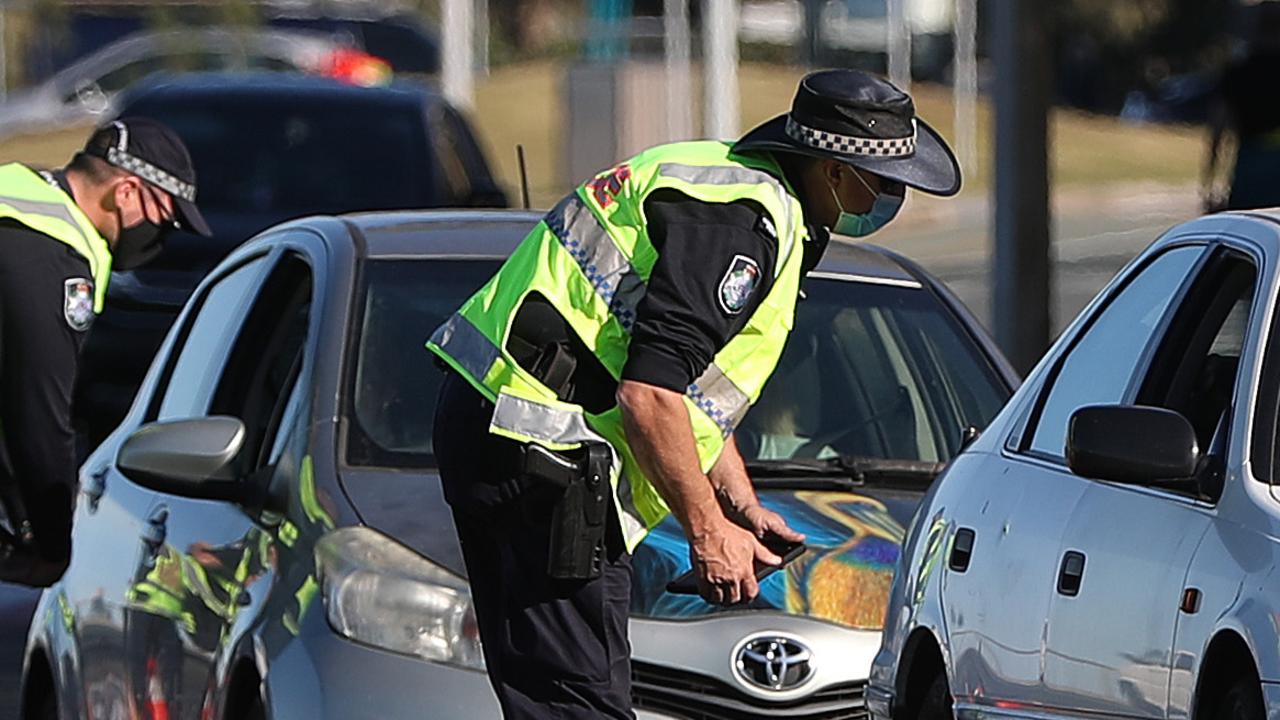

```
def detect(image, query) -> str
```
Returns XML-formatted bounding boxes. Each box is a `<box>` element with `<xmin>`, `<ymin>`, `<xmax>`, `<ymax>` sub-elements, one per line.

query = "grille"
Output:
<box><xmin>631</xmin><ymin>661</ymin><xmax>869</xmax><ymax>720</ymax></box>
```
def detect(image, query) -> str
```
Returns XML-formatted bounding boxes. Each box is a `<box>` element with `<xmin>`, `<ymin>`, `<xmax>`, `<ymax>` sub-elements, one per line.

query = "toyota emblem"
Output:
<box><xmin>734</xmin><ymin>636</ymin><xmax>815</xmax><ymax>691</ymax></box>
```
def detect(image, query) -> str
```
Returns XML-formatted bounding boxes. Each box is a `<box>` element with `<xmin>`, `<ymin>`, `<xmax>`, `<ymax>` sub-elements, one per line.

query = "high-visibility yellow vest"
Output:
<box><xmin>0</xmin><ymin>163</ymin><xmax>112</xmax><ymax>311</ymax></box>
<box><xmin>428</xmin><ymin>141</ymin><xmax>808</xmax><ymax>550</ymax></box>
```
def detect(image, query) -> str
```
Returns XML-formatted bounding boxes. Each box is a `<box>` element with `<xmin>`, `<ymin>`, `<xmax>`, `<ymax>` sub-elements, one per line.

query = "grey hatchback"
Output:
<box><xmin>21</xmin><ymin>210</ymin><xmax>1015</xmax><ymax>720</ymax></box>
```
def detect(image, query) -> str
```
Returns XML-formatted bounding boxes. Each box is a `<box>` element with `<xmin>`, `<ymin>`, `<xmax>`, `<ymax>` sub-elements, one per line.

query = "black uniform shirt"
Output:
<box><xmin>621</xmin><ymin>189</ymin><xmax>779</xmax><ymax>391</ymax></box>
<box><xmin>0</xmin><ymin>173</ymin><xmax>96</xmax><ymax>499</ymax></box>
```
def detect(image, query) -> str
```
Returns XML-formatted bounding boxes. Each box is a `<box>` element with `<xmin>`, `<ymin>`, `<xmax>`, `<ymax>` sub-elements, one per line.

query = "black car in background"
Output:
<box><xmin>75</xmin><ymin>72</ymin><xmax>507</xmax><ymax>451</ymax></box>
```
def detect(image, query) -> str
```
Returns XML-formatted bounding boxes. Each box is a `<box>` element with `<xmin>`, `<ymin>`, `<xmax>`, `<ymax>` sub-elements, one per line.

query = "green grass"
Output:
<box><xmin>0</xmin><ymin>62</ymin><xmax>1204</xmax><ymax>208</ymax></box>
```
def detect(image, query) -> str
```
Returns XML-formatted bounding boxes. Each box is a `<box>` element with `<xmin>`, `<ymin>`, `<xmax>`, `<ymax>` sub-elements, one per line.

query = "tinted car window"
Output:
<box><xmin>124</xmin><ymin>95</ymin><xmax>435</xmax><ymax>215</ymax></box>
<box><xmin>1027</xmin><ymin>245</ymin><xmax>1203</xmax><ymax>457</ymax></box>
<box><xmin>156</xmin><ymin>255</ymin><xmax>272</xmax><ymax>421</ymax></box>
<box><xmin>346</xmin><ymin>263</ymin><xmax>1010</xmax><ymax>467</ymax></box>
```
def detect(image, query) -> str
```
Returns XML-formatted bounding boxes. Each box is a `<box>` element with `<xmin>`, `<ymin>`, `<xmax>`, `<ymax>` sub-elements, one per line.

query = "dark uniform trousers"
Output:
<box><xmin>433</xmin><ymin>371</ymin><xmax>636</xmax><ymax>720</ymax></box>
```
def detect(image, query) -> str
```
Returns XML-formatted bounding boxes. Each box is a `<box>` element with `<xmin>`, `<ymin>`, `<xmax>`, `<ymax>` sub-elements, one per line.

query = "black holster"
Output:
<box><xmin>522</xmin><ymin>442</ymin><xmax>611</xmax><ymax>581</ymax></box>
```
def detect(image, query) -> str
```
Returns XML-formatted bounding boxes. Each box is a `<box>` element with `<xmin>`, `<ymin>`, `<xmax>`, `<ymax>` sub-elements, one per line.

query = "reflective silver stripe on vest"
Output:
<box><xmin>491</xmin><ymin>391</ymin><xmax>647</xmax><ymax>537</ymax></box>
<box><xmin>0</xmin><ymin>196</ymin><xmax>94</xmax><ymax>260</ymax></box>
<box><xmin>657</xmin><ymin>163</ymin><xmax>797</xmax><ymax>275</ymax></box>
<box><xmin>545</xmin><ymin>195</ymin><xmax>646</xmax><ymax>331</ymax></box>
<box><xmin>430</xmin><ymin>313</ymin><xmax>501</xmax><ymax>381</ymax></box>
<box><xmin>686</xmin><ymin>363</ymin><xmax>751</xmax><ymax>437</ymax></box>
<box><xmin>491</xmin><ymin>391</ymin><xmax>602</xmax><ymax>447</ymax></box>
<box><xmin>658</xmin><ymin>162</ymin><xmax>784</xmax><ymax>189</ymax></box>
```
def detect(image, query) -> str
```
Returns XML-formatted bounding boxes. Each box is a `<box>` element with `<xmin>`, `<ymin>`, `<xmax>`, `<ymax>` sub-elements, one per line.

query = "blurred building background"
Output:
<box><xmin>0</xmin><ymin>0</ymin><xmax>1264</xmax><ymax>338</ymax></box>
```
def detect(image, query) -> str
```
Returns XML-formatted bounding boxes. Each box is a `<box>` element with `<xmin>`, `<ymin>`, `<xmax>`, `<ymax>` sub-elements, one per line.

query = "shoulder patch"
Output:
<box><xmin>63</xmin><ymin>278</ymin><xmax>94</xmax><ymax>332</ymax></box>
<box><xmin>718</xmin><ymin>254</ymin><xmax>762</xmax><ymax>315</ymax></box>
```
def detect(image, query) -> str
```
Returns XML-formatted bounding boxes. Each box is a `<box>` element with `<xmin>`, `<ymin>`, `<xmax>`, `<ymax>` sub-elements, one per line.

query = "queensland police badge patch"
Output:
<box><xmin>718</xmin><ymin>254</ymin><xmax>761</xmax><ymax>315</ymax></box>
<box><xmin>63</xmin><ymin>278</ymin><xmax>94</xmax><ymax>332</ymax></box>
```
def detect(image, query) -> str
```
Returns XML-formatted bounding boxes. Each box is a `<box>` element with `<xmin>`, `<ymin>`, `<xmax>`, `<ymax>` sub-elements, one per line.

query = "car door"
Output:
<box><xmin>943</xmin><ymin>243</ymin><xmax>1207</xmax><ymax>714</ymax></box>
<box><xmin>1038</xmin><ymin>247</ymin><xmax>1257</xmax><ymax>718</ymax></box>
<box><xmin>149</xmin><ymin>250</ymin><xmax>317</xmax><ymax>719</ymax></box>
<box><xmin>111</xmin><ymin>250</ymin><xmax>277</xmax><ymax>719</ymax></box>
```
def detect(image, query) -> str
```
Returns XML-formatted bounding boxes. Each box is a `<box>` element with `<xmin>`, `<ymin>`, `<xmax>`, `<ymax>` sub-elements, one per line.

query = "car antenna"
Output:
<box><xmin>517</xmin><ymin>144</ymin><xmax>532</xmax><ymax>209</ymax></box>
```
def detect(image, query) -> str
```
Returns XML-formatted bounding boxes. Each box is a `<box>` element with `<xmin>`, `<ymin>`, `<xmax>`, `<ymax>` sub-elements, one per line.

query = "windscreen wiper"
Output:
<box><xmin>745</xmin><ymin>455</ymin><xmax>946</xmax><ymax>490</ymax></box>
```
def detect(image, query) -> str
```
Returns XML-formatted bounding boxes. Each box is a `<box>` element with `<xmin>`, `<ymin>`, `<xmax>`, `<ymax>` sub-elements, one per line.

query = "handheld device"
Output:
<box><xmin>665</xmin><ymin>533</ymin><xmax>806</xmax><ymax>596</ymax></box>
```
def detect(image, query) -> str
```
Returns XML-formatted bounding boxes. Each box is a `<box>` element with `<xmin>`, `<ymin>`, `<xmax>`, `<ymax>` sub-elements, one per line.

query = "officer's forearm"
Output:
<box><xmin>617</xmin><ymin>380</ymin><xmax>723</xmax><ymax>536</ymax></box>
<box><xmin>708</xmin><ymin>435</ymin><xmax>761</xmax><ymax>522</ymax></box>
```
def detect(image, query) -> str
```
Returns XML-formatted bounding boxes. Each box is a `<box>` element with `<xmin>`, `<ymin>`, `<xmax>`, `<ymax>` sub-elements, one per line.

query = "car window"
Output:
<box><xmin>1135</xmin><ymin>251</ymin><xmax>1257</xmax><ymax>453</ymax></box>
<box><xmin>154</xmin><ymin>255</ymin><xmax>273</xmax><ymax>422</ymax></box>
<box><xmin>125</xmin><ymin>95</ymin><xmax>436</xmax><ymax>215</ymax></box>
<box><xmin>208</xmin><ymin>254</ymin><xmax>313</xmax><ymax>473</ymax></box>
<box><xmin>345</xmin><ymin>263</ymin><xmax>1011</xmax><ymax>468</ymax></box>
<box><xmin>1027</xmin><ymin>245</ymin><xmax>1203</xmax><ymax>458</ymax></box>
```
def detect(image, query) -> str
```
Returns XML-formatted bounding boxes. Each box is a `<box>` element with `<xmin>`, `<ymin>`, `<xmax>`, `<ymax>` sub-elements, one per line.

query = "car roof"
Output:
<box><xmin>119</xmin><ymin>71</ymin><xmax>441</xmax><ymax>106</ymax></box>
<box><xmin>343</xmin><ymin>209</ymin><xmax>924</xmax><ymax>284</ymax></box>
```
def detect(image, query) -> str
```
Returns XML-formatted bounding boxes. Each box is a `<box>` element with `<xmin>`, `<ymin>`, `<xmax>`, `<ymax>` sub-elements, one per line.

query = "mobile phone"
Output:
<box><xmin>665</xmin><ymin>534</ymin><xmax>806</xmax><ymax>596</ymax></box>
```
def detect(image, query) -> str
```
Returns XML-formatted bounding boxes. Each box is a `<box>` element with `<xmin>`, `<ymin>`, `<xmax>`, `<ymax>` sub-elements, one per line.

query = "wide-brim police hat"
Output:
<box><xmin>733</xmin><ymin>69</ymin><xmax>962</xmax><ymax>196</ymax></box>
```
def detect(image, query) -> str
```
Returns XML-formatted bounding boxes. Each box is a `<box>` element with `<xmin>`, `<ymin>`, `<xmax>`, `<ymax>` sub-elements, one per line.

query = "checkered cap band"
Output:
<box><xmin>785</xmin><ymin>116</ymin><xmax>917</xmax><ymax>158</ymax></box>
<box><xmin>104</xmin><ymin>146</ymin><xmax>196</xmax><ymax>202</ymax></box>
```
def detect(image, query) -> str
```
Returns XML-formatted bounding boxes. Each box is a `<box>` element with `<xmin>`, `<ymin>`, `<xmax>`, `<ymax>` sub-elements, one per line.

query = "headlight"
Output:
<box><xmin>316</xmin><ymin>526</ymin><xmax>484</xmax><ymax>671</ymax></box>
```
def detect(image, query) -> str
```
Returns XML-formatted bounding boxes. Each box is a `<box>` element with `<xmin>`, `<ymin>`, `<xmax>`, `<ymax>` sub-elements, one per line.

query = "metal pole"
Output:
<box><xmin>703</xmin><ymin>0</ymin><xmax>740</xmax><ymax>140</ymax></box>
<box><xmin>800</xmin><ymin>0</ymin><xmax>822</xmax><ymax>66</ymax></box>
<box><xmin>886</xmin><ymin>0</ymin><xmax>911</xmax><ymax>91</ymax></box>
<box><xmin>953</xmin><ymin>0</ymin><xmax>977</xmax><ymax>178</ymax></box>
<box><xmin>441</xmin><ymin>0</ymin><xmax>474</xmax><ymax>109</ymax></box>
<box><xmin>665</xmin><ymin>0</ymin><xmax>694</xmax><ymax>141</ymax></box>
<box><xmin>992</xmin><ymin>0</ymin><xmax>1052</xmax><ymax>373</ymax></box>
<box><xmin>0</xmin><ymin>6</ymin><xmax>8</xmax><ymax>102</ymax></box>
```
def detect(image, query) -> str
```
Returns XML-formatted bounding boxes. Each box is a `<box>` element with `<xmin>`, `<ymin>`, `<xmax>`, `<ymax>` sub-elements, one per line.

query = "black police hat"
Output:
<box><xmin>733</xmin><ymin>69</ymin><xmax>962</xmax><ymax>196</ymax></box>
<box><xmin>84</xmin><ymin>117</ymin><xmax>212</xmax><ymax>237</ymax></box>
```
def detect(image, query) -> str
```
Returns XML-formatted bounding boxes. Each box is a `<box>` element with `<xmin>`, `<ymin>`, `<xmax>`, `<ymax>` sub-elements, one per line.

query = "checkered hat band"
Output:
<box><xmin>105</xmin><ymin>147</ymin><xmax>196</xmax><ymax>202</ymax></box>
<box><xmin>785</xmin><ymin>117</ymin><xmax>917</xmax><ymax>158</ymax></box>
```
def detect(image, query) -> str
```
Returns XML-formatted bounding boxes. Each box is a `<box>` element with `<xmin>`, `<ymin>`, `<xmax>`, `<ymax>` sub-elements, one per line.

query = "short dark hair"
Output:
<box><xmin>66</xmin><ymin>126</ymin><xmax>127</xmax><ymax>183</ymax></box>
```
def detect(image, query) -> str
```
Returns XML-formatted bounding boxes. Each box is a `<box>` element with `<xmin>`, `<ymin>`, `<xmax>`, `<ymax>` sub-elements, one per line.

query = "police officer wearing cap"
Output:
<box><xmin>0</xmin><ymin>117</ymin><xmax>211</xmax><ymax>587</ymax></box>
<box><xmin>428</xmin><ymin>69</ymin><xmax>962</xmax><ymax>718</ymax></box>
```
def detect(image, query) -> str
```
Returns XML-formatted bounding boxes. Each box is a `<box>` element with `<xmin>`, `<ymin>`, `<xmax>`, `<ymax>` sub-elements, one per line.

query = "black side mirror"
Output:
<box><xmin>1067</xmin><ymin>405</ymin><xmax>1199</xmax><ymax>484</ymax></box>
<box><xmin>117</xmin><ymin>416</ymin><xmax>247</xmax><ymax>501</ymax></box>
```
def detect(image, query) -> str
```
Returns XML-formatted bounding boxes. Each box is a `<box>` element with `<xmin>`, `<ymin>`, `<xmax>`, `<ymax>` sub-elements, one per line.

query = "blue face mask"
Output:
<box><xmin>828</xmin><ymin>170</ymin><xmax>904</xmax><ymax>237</ymax></box>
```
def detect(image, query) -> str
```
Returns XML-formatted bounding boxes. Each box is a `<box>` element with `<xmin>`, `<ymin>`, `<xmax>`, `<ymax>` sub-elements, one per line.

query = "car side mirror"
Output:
<box><xmin>117</xmin><ymin>416</ymin><xmax>247</xmax><ymax>501</ymax></box>
<box><xmin>1067</xmin><ymin>405</ymin><xmax>1199</xmax><ymax>484</ymax></box>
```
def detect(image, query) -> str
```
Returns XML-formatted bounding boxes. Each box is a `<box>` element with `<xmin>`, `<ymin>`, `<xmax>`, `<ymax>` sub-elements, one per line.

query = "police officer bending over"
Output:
<box><xmin>429</xmin><ymin>70</ymin><xmax>962</xmax><ymax>718</ymax></box>
<box><xmin>0</xmin><ymin>119</ymin><xmax>211</xmax><ymax>587</ymax></box>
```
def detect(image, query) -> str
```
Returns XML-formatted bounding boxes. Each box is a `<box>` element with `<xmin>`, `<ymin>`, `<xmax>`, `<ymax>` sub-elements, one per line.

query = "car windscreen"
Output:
<box><xmin>345</xmin><ymin>261</ymin><xmax>1009</xmax><ymax>468</ymax></box>
<box><xmin>736</xmin><ymin>277</ymin><xmax>1008</xmax><ymax>464</ymax></box>
<box><xmin>122</xmin><ymin>95</ymin><xmax>435</xmax><ymax>215</ymax></box>
<box><xmin>347</xmin><ymin>259</ymin><xmax>499</xmax><ymax>468</ymax></box>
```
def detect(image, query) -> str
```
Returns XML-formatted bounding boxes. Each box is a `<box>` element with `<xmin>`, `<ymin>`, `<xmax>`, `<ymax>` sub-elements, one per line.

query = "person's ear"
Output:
<box><xmin>822</xmin><ymin>159</ymin><xmax>844</xmax><ymax>189</ymax></box>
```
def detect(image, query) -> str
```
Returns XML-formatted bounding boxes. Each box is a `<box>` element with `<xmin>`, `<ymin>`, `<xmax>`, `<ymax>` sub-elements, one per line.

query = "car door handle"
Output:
<box><xmin>84</xmin><ymin>467</ymin><xmax>108</xmax><ymax>512</ymax></box>
<box><xmin>949</xmin><ymin>528</ymin><xmax>976</xmax><ymax>572</ymax></box>
<box><xmin>1058</xmin><ymin>551</ymin><xmax>1086</xmax><ymax>596</ymax></box>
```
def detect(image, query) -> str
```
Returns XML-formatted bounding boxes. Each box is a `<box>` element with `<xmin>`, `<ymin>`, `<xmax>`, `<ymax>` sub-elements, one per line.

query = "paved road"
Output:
<box><xmin>875</xmin><ymin>182</ymin><xmax>1200</xmax><ymax>342</ymax></box>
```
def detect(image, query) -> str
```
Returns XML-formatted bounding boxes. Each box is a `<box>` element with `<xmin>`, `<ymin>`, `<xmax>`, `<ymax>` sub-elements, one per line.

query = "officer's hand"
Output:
<box><xmin>689</xmin><ymin>521</ymin><xmax>781</xmax><ymax>606</ymax></box>
<box><xmin>737</xmin><ymin>503</ymin><xmax>805</xmax><ymax>545</ymax></box>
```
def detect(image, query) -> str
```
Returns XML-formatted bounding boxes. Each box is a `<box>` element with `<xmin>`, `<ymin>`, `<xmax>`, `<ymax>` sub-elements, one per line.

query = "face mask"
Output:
<box><xmin>113</xmin><ymin>216</ymin><xmax>167</xmax><ymax>271</ymax></box>
<box><xmin>827</xmin><ymin>170</ymin><xmax>904</xmax><ymax>238</ymax></box>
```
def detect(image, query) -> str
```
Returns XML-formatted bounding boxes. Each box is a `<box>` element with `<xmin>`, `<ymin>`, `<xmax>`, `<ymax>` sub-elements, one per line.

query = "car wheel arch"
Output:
<box><xmin>222</xmin><ymin>653</ymin><xmax>269</xmax><ymax>720</ymax></box>
<box><xmin>896</xmin><ymin>626</ymin><xmax>949</xmax><ymax>716</ymax></box>
<box><xmin>20</xmin><ymin>646</ymin><xmax>56</xmax><ymax>720</ymax></box>
<box><xmin>1193</xmin><ymin>629</ymin><xmax>1261</xmax><ymax>720</ymax></box>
